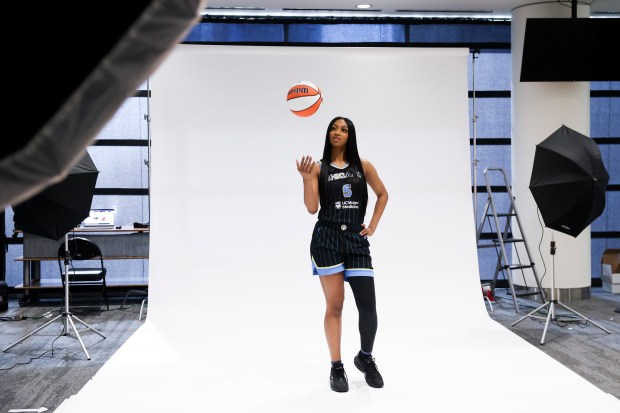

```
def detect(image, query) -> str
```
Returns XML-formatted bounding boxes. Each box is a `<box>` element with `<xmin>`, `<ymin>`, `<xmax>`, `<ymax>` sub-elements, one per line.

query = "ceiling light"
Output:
<box><xmin>357</xmin><ymin>4</ymin><xmax>372</xmax><ymax>9</ymax></box>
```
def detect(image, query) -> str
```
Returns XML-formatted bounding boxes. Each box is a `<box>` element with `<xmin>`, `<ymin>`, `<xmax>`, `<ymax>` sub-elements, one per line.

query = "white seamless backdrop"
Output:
<box><xmin>53</xmin><ymin>45</ymin><xmax>619</xmax><ymax>413</ymax></box>
<box><xmin>147</xmin><ymin>45</ymin><xmax>485</xmax><ymax>330</ymax></box>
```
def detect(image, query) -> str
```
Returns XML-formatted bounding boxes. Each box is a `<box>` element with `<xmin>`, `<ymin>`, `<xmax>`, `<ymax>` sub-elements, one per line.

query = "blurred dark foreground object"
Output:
<box><xmin>0</xmin><ymin>0</ymin><xmax>204</xmax><ymax>208</ymax></box>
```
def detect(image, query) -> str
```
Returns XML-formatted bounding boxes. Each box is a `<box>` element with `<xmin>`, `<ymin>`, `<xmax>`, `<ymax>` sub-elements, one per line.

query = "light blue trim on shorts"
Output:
<box><xmin>344</xmin><ymin>268</ymin><xmax>375</xmax><ymax>278</ymax></box>
<box><xmin>312</xmin><ymin>258</ymin><xmax>345</xmax><ymax>276</ymax></box>
<box><xmin>311</xmin><ymin>258</ymin><xmax>374</xmax><ymax>279</ymax></box>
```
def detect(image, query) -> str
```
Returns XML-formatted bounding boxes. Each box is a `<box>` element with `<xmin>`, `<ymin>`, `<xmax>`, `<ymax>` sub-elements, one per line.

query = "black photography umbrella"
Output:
<box><xmin>529</xmin><ymin>124</ymin><xmax>609</xmax><ymax>238</ymax></box>
<box><xmin>513</xmin><ymin>124</ymin><xmax>612</xmax><ymax>344</ymax></box>
<box><xmin>12</xmin><ymin>151</ymin><xmax>99</xmax><ymax>241</ymax></box>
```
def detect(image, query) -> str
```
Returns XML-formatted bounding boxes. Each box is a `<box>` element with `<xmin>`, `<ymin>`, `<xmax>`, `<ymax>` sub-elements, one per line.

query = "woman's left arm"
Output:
<box><xmin>361</xmin><ymin>159</ymin><xmax>388</xmax><ymax>237</ymax></box>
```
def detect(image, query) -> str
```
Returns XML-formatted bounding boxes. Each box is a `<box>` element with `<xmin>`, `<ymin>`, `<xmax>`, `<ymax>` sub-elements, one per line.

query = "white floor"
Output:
<box><xmin>54</xmin><ymin>255</ymin><xmax>619</xmax><ymax>412</ymax></box>
<box><xmin>54</xmin><ymin>308</ymin><xmax>619</xmax><ymax>412</ymax></box>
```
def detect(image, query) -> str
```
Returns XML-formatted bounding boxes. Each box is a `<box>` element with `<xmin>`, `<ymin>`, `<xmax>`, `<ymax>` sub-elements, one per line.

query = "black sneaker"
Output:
<box><xmin>354</xmin><ymin>352</ymin><xmax>384</xmax><ymax>388</ymax></box>
<box><xmin>330</xmin><ymin>364</ymin><xmax>349</xmax><ymax>392</ymax></box>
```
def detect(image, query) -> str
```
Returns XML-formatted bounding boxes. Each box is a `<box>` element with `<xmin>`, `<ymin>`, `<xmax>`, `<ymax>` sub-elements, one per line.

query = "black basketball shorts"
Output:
<box><xmin>310</xmin><ymin>221</ymin><xmax>374</xmax><ymax>280</ymax></box>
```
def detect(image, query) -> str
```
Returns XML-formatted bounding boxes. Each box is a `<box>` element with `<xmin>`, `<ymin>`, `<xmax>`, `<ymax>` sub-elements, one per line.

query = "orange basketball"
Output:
<box><xmin>286</xmin><ymin>81</ymin><xmax>323</xmax><ymax>117</ymax></box>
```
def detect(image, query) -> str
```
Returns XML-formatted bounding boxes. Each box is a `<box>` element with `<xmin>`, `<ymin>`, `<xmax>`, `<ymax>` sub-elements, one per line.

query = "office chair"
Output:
<box><xmin>57</xmin><ymin>237</ymin><xmax>109</xmax><ymax>312</ymax></box>
<box><xmin>120</xmin><ymin>288</ymin><xmax>148</xmax><ymax>321</ymax></box>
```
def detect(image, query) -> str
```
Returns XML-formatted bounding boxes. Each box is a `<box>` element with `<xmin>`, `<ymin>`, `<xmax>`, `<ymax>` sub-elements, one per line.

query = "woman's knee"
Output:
<box><xmin>326</xmin><ymin>298</ymin><xmax>344</xmax><ymax>316</ymax></box>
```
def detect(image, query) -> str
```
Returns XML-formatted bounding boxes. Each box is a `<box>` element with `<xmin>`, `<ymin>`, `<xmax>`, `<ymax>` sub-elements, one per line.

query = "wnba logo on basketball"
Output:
<box><xmin>288</xmin><ymin>87</ymin><xmax>309</xmax><ymax>95</ymax></box>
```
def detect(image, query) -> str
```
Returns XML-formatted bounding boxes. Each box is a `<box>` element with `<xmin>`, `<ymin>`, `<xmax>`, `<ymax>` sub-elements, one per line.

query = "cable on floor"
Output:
<box><xmin>0</xmin><ymin>333</ymin><xmax>64</xmax><ymax>371</ymax></box>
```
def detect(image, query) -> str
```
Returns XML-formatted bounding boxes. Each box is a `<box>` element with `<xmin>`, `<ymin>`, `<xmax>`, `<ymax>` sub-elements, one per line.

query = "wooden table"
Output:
<box><xmin>15</xmin><ymin>227</ymin><xmax>149</xmax><ymax>290</ymax></box>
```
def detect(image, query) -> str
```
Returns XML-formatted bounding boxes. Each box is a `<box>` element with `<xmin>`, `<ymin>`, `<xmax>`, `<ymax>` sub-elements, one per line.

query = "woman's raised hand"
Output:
<box><xmin>296</xmin><ymin>155</ymin><xmax>315</xmax><ymax>180</ymax></box>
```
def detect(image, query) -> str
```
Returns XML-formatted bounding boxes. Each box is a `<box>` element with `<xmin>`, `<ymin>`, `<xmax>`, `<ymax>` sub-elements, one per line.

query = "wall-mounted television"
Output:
<box><xmin>520</xmin><ymin>18</ymin><xmax>620</xmax><ymax>82</ymax></box>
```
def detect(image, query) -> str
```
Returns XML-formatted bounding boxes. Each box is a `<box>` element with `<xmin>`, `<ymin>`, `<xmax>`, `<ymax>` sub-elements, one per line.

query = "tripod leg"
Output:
<box><xmin>512</xmin><ymin>301</ymin><xmax>549</xmax><ymax>327</ymax></box>
<box><xmin>540</xmin><ymin>302</ymin><xmax>555</xmax><ymax>345</ymax></box>
<box><xmin>71</xmin><ymin>314</ymin><xmax>106</xmax><ymax>339</ymax></box>
<box><xmin>556</xmin><ymin>301</ymin><xmax>612</xmax><ymax>334</ymax></box>
<box><xmin>67</xmin><ymin>315</ymin><xmax>91</xmax><ymax>360</ymax></box>
<box><xmin>3</xmin><ymin>314</ymin><xmax>63</xmax><ymax>352</ymax></box>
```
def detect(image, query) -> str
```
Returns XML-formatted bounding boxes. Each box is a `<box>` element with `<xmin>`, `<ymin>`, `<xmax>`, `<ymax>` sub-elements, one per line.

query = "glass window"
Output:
<box><xmin>599</xmin><ymin>144</ymin><xmax>620</xmax><ymax>185</ymax></box>
<box><xmin>96</xmin><ymin>97</ymin><xmax>150</xmax><ymax>140</ymax></box>
<box><xmin>5</xmin><ymin>208</ymin><xmax>16</xmax><ymax>233</ymax></box>
<box><xmin>410</xmin><ymin>23</ymin><xmax>510</xmax><ymax>43</ymax></box>
<box><xmin>591</xmin><ymin>192</ymin><xmax>620</xmax><ymax>232</ymax></box>
<box><xmin>288</xmin><ymin>24</ymin><xmax>406</xmax><ymax>43</ymax></box>
<box><xmin>4</xmin><ymin>245</ymin><xmax>23</xmax><ymax>287</ymax></box>
<box><xmin>471</xmin><ymin>145</ymin><xmax>512</xmax><ymax>185</ymax></box>
<box><xmin>477</xmin><ymin>246</ymin><xmax>507</xmax><ymax>280</ymax></box>
<box><xmin>475</xmin><ymin>193</ymin><xmax>514</xmax><ymax>226</ymax></box>
<box><xmin>185</xmin><ymin>23</ymin><xmax>284</xmax><ymax>43</ymax></box>
<box><xmin>591</xmin><ymin>97</ymin><xmax>620</xmax><ymax>138</ymax></box>
<box><xmin>469</xmin><ymin>98</ymin><xmax>511</xmax><ymax>138</ymax></box>
<box><xmin>88</xmin><ymin>146</ymin><xmax>149</xmax><ymax>189</ymax></box>
<box><xmin>591</xmin><ymin>81</ymin><xmax>620</xmax><ymax>90</ymax></box>
<box><xmin>467</xmin><ymin>51</ymin><xmax>511</xmax><ymax>91</ymax></box>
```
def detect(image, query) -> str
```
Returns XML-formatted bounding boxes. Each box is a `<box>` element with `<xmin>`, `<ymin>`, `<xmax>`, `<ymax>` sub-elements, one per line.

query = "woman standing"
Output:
<box><xmin>296</xmin><ymin>116</ymin><xmax>388</xmax><ymax>393</ymax></box>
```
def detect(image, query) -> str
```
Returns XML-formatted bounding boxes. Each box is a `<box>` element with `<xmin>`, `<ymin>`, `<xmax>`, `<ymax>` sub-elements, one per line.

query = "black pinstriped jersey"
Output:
<box><xmin>318</xmin><ymin>162</ymin><xmax>368</xmax><ymax>225</ymax></box>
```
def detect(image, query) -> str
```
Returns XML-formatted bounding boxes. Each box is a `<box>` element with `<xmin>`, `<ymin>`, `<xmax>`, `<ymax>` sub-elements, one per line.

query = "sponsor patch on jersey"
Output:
<box><xmin>341</xmin><ymin>200</ymin><xmax>359</xmax><ymax>209</ymax></box>
<box><xmin>328</xmin><ymin>171</ymin><xmax>354</xmax><ymax>181</ymax></box>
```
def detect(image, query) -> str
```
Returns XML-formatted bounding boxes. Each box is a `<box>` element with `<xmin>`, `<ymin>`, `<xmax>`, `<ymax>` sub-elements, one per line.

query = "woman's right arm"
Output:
<box><xmin>296</xmin><ymin>155</ymin><xmax>320</xmax><ymax>214</ymax></box>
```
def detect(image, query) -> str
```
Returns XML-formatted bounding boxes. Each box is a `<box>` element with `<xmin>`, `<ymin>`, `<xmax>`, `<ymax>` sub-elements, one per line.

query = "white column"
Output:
<box><xmin>511</xmin><ymin>2</ymin><xmax>591</xmax><ymax>300</ymax></box>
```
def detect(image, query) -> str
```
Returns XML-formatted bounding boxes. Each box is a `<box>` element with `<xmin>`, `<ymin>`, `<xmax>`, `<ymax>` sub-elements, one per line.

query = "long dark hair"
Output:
<box><xmin>321</xmin><ymin>116</ymin><xmax>363</xmax><ymax>169</ymax></box>
<box><xmin>319</xmin><ymin>116</ymin><xmax>368</xmax><ymax>201</ymax></box>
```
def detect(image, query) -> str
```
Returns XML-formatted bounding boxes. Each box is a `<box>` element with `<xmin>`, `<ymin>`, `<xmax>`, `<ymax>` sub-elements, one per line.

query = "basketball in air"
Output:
<box><xmin>286</xmin><ymin>81</ymin><xmax>323</xmax><ymax>117</ymax></box>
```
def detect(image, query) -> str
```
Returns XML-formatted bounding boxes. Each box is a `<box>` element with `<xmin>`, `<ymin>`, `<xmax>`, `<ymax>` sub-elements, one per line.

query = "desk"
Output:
<box><xmin>17</xmin><ymin>227</ymin><xmax>149</xmax><ymax>289</ymax></box>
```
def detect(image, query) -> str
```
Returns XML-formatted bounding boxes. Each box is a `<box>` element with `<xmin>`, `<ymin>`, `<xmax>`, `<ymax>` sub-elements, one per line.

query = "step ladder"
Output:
<box><xmin>476</xmin><ymin>167</ymin><xmax>547</xmax><ymax>313</ymax></box>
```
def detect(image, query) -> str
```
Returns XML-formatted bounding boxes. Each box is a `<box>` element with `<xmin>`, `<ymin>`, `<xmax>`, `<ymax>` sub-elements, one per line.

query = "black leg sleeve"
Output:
<box><xmin>348</xmin><ymin>277</ymin><xmax>378</xmax><ymax>353</ymax></box>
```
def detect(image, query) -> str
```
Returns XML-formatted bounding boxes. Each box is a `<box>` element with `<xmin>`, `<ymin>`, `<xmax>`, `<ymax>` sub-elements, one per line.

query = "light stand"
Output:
<box><xmin>144</xmin><ymin>77</ymin><xmax>152</xmax><ymax>225</ymax></box>
<box><xmin>3</xmin><ymin>234</ymin><xmax>106</xmax><ymax>360</ymax></box>
<box><xmin>512</xmin><ymin>233</ymin><xmax>611</xmax><ymax>344</ymax></box>
<box><xmin>471</xmin><ymin>49</ymin><xmax>480</xmax><ymax>225</ymax></box>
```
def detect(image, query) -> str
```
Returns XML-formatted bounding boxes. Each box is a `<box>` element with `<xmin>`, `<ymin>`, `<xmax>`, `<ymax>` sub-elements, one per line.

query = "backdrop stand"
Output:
<box><xmin>471</xmin><ymin>49</ymin><xmax>480</xmax><ymax>224</ymax></box>
<box><xmin>512</xmin><ymin>234</ymin><xmax>611</xmax><ymax>344</ymax></box>
<box><xmin>3</xmin><ymin>234</ymin><xmax>106</xmax><ymax>360</ymax></box>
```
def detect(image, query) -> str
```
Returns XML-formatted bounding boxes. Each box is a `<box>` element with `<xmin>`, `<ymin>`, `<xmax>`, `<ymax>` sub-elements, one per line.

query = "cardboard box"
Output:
<box><xmin>601</xmin><ymin>249</ymin><xmax>620</xmax><ymax>274</ymax></box>
<box><xmin>601</xmin><ymin>249</ymin><xmax>620</xmax><ymax>294</ymax></box>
